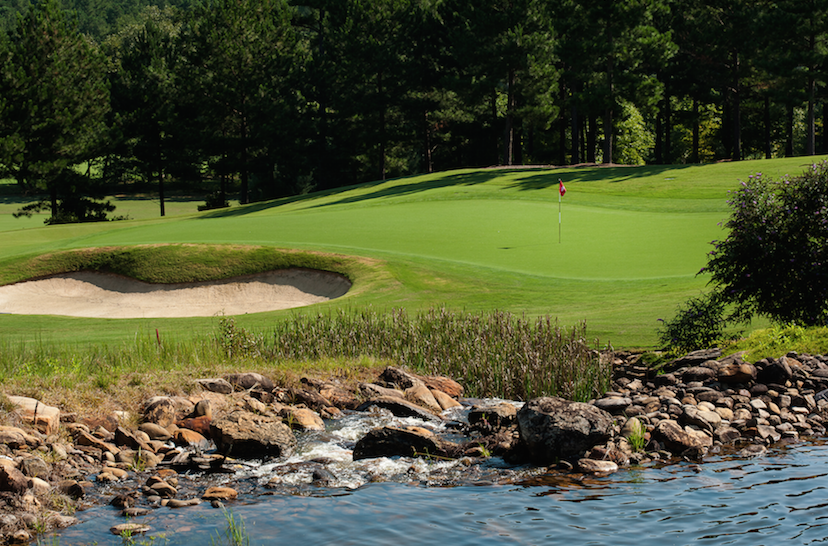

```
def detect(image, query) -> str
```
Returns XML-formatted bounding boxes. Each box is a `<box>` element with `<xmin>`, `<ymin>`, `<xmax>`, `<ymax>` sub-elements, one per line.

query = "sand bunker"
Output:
<box><xmin>0</xmin><ymin>269</ymin><xmax>352</xmax><ymax>318</ymax></box>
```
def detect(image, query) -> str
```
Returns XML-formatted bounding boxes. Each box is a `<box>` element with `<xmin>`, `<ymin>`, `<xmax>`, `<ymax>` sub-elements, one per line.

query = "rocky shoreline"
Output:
<box><xmin>2</xmin><ymin>348</ymin><xmax>828</xmax><ymax>543</ymax></box>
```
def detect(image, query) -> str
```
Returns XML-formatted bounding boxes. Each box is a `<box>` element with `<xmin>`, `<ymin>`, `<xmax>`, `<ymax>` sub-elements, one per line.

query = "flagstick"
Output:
<box><xmin>558</xmin><ymin>192</ymin><xmax>562</xmax><ymax>244</ymax></box>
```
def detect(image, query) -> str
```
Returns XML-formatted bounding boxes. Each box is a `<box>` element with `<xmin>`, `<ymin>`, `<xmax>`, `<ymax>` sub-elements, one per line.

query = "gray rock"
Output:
<box><xmin>211</xmin><ymin>410</ymin><xmax>296</xmax><ymax>459</ymax></box>
<box><xmin>196</xmin><ymin>378</ymin><xmax>233</xmax><ymax>395</ymax></box>
<box><xmin>517</xmin><ymin>397</ymin><xmax>613</xmax><ymax>464</ymax></box>
<box><xmin>593</xmin><ymin>396</ymin><xmax>632</xmax><ymax>414</ymax></box>
<box><xmin>223</xmin><ymin>372</ymin><xmax>275</xmax><ymax>392</ymax></box>
<box><xmin>468</xmin><ymin>403</ymin><xmax>518</xmax><ymax>431</ymax></box>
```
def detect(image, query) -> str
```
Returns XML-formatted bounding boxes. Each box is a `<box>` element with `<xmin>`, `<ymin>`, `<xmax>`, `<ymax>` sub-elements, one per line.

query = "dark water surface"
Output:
<box><xmin>50</xmin><ymin>441</ymin><xmax>828</xmax><ymax>546</ymax></box>
<box><xmin>47</xmin><ymin>405</ymin><xmax>828</xmax><ymax>545</ymax></box>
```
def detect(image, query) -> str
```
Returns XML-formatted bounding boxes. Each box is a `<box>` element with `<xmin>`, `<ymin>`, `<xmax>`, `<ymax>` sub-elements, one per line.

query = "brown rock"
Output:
<box><xmin>178</xmin><ymin>416</ymin><xmax>212</xmax><ymax>438</ymax></box>
<box><xmin>211</xmin><ymin>410</ymin><xmax>296</xmax><ymax>458</ymax></box>
<box><xmin>279</xmin><ymin>407</ymin><xmax>325</xmax><ymax>432</ymax></box>
<box><xmin>224</xmin><ymin>372</ymin><xmax>275</xmax><ymax>392</ymax></box>
<box><xmin>115</xmin><ymin>426</ymin><xmax>153</xmax><ymax>452</ymax></box>
<box><xmin>7</xmin><ymin>396</ymin><xmax>60</xmax><ymax>435</ymax></box>
<box><xmin>202</xmin><ymin>486</ymin><xmax>238</xmax><ymax>501</ymax></box>
<box><xmin>139</xmin><ymin>423</ymin><xmax>173</xmax><ymax>441</ymax></box>
<box><xmin>0</xmin><ymin>426</ymin><xmax>41</xmax><ymax>449</ymax></box>
<box><xmin>405</xmin><ymin>384</ymin><xmax>442</xmax><ymax>413</ymax></box>
<box><xmin>430</xmin><ymin>389</ymin><xmax>461</xmax><ymax>410</ymax></box>
<box><xmin>0</xmin><ymin>466</ymin><xmax>29</xmax><ymax>494</ymax></box>
<box><xmin>356</xmin><ymin>396</ymin><xmax>441</xmax><ymax>421</ymax></box>
<box><xmin>196</xmin><ymin>378</ymin><xmax>233</xmax><ymax>395</ymax></box>
<box><xmin>75</xmin><ymin>431</ymin><xmax>119</xmax><ymax>454</ymax></box>
<box><xmin>176</xmin><ymin>429</ymin><xmax>209</xmax><ymax>448</ymax></box>
<box><xmin>718</xmin><ymin>361</ymin><xmax>757</xmax><ymax>384</ymax></box>
<box><xmin>142</xmin><ymin>396</ymin><xmax>194</xmax><ymax>427</ymax></box>
<box><xmin>577</xmin><ymin>458</ymin><xmax>619</xmax><ymax>474</ymax></box>
<box><xmin>652</xmin><ymin>420</ymin><xmax>712</xmax><ymax>455</ymax></box>
<box><xmin>421</xmin><ymin>376</ymin><xmax>464</xmax><ymax>398</ymax></box>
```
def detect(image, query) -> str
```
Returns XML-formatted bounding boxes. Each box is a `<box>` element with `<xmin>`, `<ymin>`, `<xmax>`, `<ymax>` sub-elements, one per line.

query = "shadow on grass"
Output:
<box><xmin>195</xmin><ymin>163</ymin><xmax>700</xmax><ymax>219</ymax></box>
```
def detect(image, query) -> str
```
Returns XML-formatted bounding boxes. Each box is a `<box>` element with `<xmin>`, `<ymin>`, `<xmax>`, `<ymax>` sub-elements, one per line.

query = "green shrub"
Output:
<box><xmin>705</xmin><ymin>161</ymin><xmax>828</xmax><ymax>325</ymax></box>
<box><xmin>658</xmin><ymin>293</ymin><xmax>726</xmax><ymax>354</ymax></box>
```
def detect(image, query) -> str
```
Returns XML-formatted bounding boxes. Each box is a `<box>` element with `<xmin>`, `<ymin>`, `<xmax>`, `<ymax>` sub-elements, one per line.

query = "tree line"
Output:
<box><xmin>1</xmin><ymin>0</ymin><xmax>827</xmax><ymax>222</ymax></box>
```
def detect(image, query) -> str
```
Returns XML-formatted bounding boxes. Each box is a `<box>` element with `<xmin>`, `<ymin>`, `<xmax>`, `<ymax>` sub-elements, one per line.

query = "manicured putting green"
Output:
<box><xmin>0</xmin><ymin>156</ymin><xmax>824</xmax><ymax>347</ymax></box>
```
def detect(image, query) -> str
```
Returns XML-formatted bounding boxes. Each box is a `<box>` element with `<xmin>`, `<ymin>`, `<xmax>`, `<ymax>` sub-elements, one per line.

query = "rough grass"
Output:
<box><xmin>723</xmin><ymin>324</ymin><xmax>828</xmax><ymax>363</ymax></box>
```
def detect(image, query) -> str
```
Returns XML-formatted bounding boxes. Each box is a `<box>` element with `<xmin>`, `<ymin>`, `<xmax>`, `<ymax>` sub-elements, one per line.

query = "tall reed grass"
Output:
<box><xmin>222</xmin><ymin>308</ymin><xmax>610</xmax><ymax>402</ymax></box>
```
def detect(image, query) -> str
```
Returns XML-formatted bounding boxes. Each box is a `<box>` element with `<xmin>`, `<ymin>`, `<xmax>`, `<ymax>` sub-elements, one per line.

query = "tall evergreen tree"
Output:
<box><xmin>0</xmin><ymin>0</ymin><xmax>111</xmax><ymax>222</ymax></box>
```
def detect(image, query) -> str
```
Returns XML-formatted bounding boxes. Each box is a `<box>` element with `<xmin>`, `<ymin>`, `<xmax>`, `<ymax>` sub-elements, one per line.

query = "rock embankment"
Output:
<box><xmin>1</xmin><ymin>351</ymin><xmax>827</xmax><ymax>543</ymax></box>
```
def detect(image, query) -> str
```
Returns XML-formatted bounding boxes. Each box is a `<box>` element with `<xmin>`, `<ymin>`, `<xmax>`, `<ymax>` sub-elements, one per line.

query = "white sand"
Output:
<box><xmin>0</xmin><ymin>270</ymin><xmax>351</xmax><ymax>318</ymax></box>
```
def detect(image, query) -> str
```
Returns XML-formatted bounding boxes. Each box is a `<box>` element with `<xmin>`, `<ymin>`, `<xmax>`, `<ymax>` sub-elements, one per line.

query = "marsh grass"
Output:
<box><xmin>0</xmin><ymin>309</ymin><xmax>609</xmax><ymax>417</ymax></box>
<box><xmin>227</xmin><ymin>307</ymin><xmax>610</xmax><ymax>402</ymax></box>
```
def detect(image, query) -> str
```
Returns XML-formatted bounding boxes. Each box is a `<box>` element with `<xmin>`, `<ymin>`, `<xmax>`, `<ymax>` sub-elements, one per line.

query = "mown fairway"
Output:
<box><xmin>1</xmin><ymin>157</ymin><xmax>823</xmax><ymax>348</ymax></box>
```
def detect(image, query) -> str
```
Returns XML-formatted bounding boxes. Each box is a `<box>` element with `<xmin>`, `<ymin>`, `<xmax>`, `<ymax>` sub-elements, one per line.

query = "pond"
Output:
<box><xmin>46</xmin><ymin>404</ymin><xmax>828</xmax><ymax>546</ymax></box>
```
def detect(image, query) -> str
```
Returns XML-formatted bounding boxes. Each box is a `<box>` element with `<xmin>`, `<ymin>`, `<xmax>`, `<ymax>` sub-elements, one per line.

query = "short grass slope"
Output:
<box><xmin>0</xmin><ymin>156</ymin><xmax>823</xmax><ymax>348</ymax></box>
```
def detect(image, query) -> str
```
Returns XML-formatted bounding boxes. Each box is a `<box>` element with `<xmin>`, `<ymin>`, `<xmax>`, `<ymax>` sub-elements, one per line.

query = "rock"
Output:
<box><xmin>6</xmin><ymin>396</ymin><xmax>60</xmax><ymax>435</ymax></box>
<box><xmin>111</xmin><ymin>523</ymin><xmax>150</xmax><ymax>536</ymax></box>
<box><xmin>164</xmin><ymin>498</ymin><xmax>201</xmax><ymax>508</ymax></box>
<box><xmin>353</xmin><ymin>426</ymin><xmax>456</xmax><ymax>460</ymax></box>
<box><xmin>682</xmin><ymin>367</ymin><xmax>717</xmax><ymax>383</ymax></box>
<box><xmin>139</xmin><ymin>423</ymin><xmax>173</xmax><ymax>441</ymax></box>
<box><xmin>279</xmin><ymin>407</ymin><xmax>325</xmax><ymax>432</ymax></box>
<box><xmin>192</xmin><ymin>400</ymin><xmax>213</xmax><ymax>420</ymax></box>
<box><xmin>317</xmin><ymin>384</ymin><xmax>359</xmax><ymax>410</ymax></box>
<box><xmin>430</xmin><ymin>389</ymin><xmax>461</xmax><ymax>410</ymax></box>
<box><xmin>378</xmin><ymin>366</ymin><xmax>422</xmax><ymax>390</ymax></box>
<box><xmin>421</xmin><ymin>376</ymin><xmax>464</xmax><ymax>398</ymax></box>
<box><xmin>10</xmin><ymin>530</ymin><xmax>29</xmax><ymax>544</ymax></box>
<box><xmin>0</xmin><ymin>465</ymin><xmax>29</xmax><ymax>494</ymax></box>
<box><xmin>0</xmin><ymin>426</ymin><xmax>41</xmax><ymax>449</ymax></box>
<box><xmin>177</xmin><ymin>416</ymin><xmax>212</xmax><ymax>438</ymax></box>
<box><xmin>682</xmin><ymin>405</ymin><xmax>722</xmax><ymax>433</ymax></box>
<box><xmin>175</xmin><ymin>429</ymin><xmax>210</xmax><ymax>449</ymax></box>
<box><xmin>202</xmin><ymin>486</ymin><xmax>238</xmax><ymax>501</ymax></box>
<box><xmin>148</xmin><ymin>479</ymin><xmax>177</xmax><ymax>499</ymax></box>
<box><xmin>143</xmin><ymin>396</ymin><xmax>194</xmax><ymax>427</ymax></box>
<box><xmin>115</xmin><ymin>426</ymin><xmax>153</xmax><ymax>452</ymax></box>
<box><xmin>356</xmin><ymin>396</ymin><xmax>441</xmax><ymax>422</ymax></box>
<box><xmin>19</xmin><ymin>457</ymin><xmax>50</xmax><ymax>479</ymax></box>
<box><xmin>211</xmin><ymin>410</ymin><xmax>296</xmax><ymax>458</ymax></box>
<box><xmin>75</xmin><ymin>430</ymin><xmax>119</xmax><ymax>454</ymax></box>
<box><xmin>196</xmin><ymin>378</ymin><xmax>234</xmax><ymax>395</ymax></box>
<box><xmin>359</xmin><ymin>383</ymin><xmax>404</xmax><ymax>399</ymax></box>
<box><xmin>577</xmin><ymin>458</ymin><xmax>619</xmax><ymax>474</ymax></box>
<box><xmin>468</xmin><ymin>403</ymin><xmax>517</xmax><ymax>432</ymax></box>
<box><xmin>287</xmin><ymin>389</ymin><xmax>333</xmax><ymax>411</ymax></box>
<box><xmin>517</xmin><ymin>397</ymin><xmax>614</xmax><ymax>464</ymax></box>
<box><xmin>621</xmin><ymin>417</ymin><xmax>645</xmax><ymax>439</ymax></box>
<box><xmin>670</xmin><ymin>349</ymin><xmax>722</xmax><ymax>368</ymax></box>
<box><xmin>652</xmin><ymin>420</ymin><xmax>712</xmax><ymax>455</ymax></box>
<box><xmin>405</xmin><ymin>384</ymin><xmax>443</xmax><ymax>413</ymax></box>
<box><xmin>758</xmin><ymin>358</ymin><xmax>793</xmax><ymax>385</ymax></box>
<box><xmin>592</xmin><ymin>396</ymin><xmax>632</xmax><ymax>414</ymax></box>
<box><xmin>718</xmin><ymin>361</ymin><xmax>757</xmax><ymax>384</ymax></box>
<box><xmin>224</xmin><ymin>372</ymin><xmax>275</xmax><ymax>392</ymax></box>
<box><xmin>27</xmin><ymin>477</ymin><xmax>50</xmax><ymax>496</ymax></box>
<box><xmin>57</xmin><ymin>479</ymin><xmax>85</xmax><ymax>498</ymax></box>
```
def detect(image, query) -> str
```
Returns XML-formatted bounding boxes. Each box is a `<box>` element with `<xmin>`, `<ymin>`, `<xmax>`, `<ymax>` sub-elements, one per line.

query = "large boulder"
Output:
<box><xmin>516</xmin><ymin>397</ymin><xmax>613</xmax><ymax>464</ymax></box>
<box><xmin>353</xmin><ymin>426</ymin><xmax>455</xmax><ymax>461</ymax></box>
<box><xmin>211</xmin><ymin>410</ymin><xmax>296</xmax><ymax>459</ymax></box>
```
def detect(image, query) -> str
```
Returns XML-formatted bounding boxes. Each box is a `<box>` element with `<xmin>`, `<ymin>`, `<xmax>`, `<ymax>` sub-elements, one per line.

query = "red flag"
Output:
<box><xmin>559</xmin><ymin>179</ymin><xmax>566</xmax><ymax>197</ymax></box>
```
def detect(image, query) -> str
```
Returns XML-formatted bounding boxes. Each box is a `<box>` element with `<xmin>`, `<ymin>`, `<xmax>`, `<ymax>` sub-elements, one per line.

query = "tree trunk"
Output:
<box><xmin>786</xmin><ymin>104</ymin><xmax>794</xmax><ymax>157</ymax></box>
<box><xmin>664</xmin><ymin>91</ymin><xmax>672</xmax><ymax>163</ymax></box>
<box><xmin>156</xmin><ymin>127</ymin><xmax>165</xmax><ymax>217</ymax></box>
<box><xmin>655</xmin><ymin>103</ymin><xmax>663</xmax><ymax>164</ymax></box>
<box><xmin>731</xmin><ymin>52</ymin><xmax>741</xmax><ymax>161</ymax></box>
<box><xmin>423</xmin><ymin>109</ymin><xmax>433</xmax><ymax>173</ymax></box>
<box><xmin>378</xmin><ymin>72</ymin><xmax>386</xmax><ymax>180</ymax></box>
<box><xmin>558</xmin><ymin>83</ymin><xmax>567</xmax><ymax>165</ymax></box>
<box><xmin>603</xmin><ymin>108</ymin><xmax>613</xmax><ymax>164</ymax></box>
<box><xmin>763</xmin><ymin>96</ymin><xmax>772</xmax><ymax>159</ymax></box>
<box><xmin>570</xmin><ymin>105</ymin><xmax>580</xmax><ymax>164</ymax></box>
<box><xmin>503</xmin><ymin>67</ymin><xmax>516</xmax><ymax>166</ymax></box>
<box><xmin>807</xmin><ymin>74</ymin><xmax>816</xmax><ymax>156</ymax></box>
<box><xmin>587</xmin><ymin>115</ymin><xmax>597</xmax><ymax>163</ymax></box>
<box><xmin>692</xmin><ymin>98</ymin><xmax>700</xmax><ymax>163</ymax></box>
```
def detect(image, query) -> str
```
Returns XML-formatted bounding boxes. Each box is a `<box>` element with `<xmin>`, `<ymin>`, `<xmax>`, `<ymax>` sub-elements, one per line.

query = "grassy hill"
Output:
<box><xmin>1</xmin><ymin>156</ymin><xmax>822</xmax><ymax>348</ymax></box>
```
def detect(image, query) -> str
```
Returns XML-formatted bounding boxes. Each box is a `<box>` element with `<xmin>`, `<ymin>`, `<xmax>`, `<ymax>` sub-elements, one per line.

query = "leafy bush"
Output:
<box><xmin>658</xmin><ymin>293</ymin><xmax>726</xmax><ymax>353</ymax></box>
<box><xmin>705</xmin><ymin>161</ymin><xmax>828</xmax><ymax>325</ymax></box>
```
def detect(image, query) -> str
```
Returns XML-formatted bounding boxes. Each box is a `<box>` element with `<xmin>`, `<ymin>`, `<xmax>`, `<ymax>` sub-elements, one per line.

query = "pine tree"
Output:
<box><xmin>0</xmin><ymin>0</ymin><xmax>111</xmax><ymax>222</ymax></box>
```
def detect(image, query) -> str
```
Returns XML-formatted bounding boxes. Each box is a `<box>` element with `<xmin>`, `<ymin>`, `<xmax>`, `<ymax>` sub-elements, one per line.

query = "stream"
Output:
<box><xmin>45</xmin><ymin>401</ymin><xmax>828</xmax><ymax>545</ymax></box>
